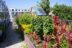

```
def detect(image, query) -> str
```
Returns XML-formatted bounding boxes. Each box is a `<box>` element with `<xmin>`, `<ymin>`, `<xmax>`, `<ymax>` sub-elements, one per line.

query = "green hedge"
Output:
<box><xmin>53</xmin><ymin>4</ymin><xmax>72</xmax><ymax>20</ymax></box>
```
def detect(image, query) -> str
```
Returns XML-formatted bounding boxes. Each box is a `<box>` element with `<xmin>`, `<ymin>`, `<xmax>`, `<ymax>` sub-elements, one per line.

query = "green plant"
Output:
<box><xmin>60</xmin><ymin>37</ymin><xmax>69</xmax><ymax>48</ymax></box>
<box><xmin>48</xmin><ymin>39</ymin><xmax>56</xmax><ymax>48</ymax></box>
<box><xmin>32</xmin><ymin>16</ymin><xmax>53</xmax><ymax>40</ymax></box>
<box><xmin>38</xmin><ymin>0</ymin><xmax>50</xmax><ymax>15</ymax></box>
<box><xmin>53</xmin><ymin>4</ymin><xmax>72</xmax><ymax>20</ymax></box>
<box><xmin>16</xmin><ymin>13</ymin><xmax>53</xmax><ymax>40</ymax></box>
<box><xmin>16</xmin><ymin>13</ymin><xmax>34</xmax><ymax>34</ymax></box>
<box><xmin>32</xmin><ymin>16</ymin><xmax>43</xmax><ymax>33</ymax></box>
<box><xmin>42</xmin><ymin>16</ymin><xmax>53</xmax><ymax>35</ymax></box>
<box><xmin>18</xmin><ymin>13</ymin><xmax>33</xmax><ymax>24</ymax></box>
<box><xmin>32</xmin><ymin>16</ymin><xmax>43</xmax><ymax>39</ymax></box>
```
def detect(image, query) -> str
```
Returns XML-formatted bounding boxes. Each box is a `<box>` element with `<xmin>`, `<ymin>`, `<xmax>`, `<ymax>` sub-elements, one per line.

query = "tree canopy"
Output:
<box><xmin>39</xmin><ymin>0</ymin><xmax>50</xmax><ymax>15</ymax></box>
<box><xmin>53</xmin><ymin>4</ymin><xmax>72</xmax><ymax>20</ymax></box>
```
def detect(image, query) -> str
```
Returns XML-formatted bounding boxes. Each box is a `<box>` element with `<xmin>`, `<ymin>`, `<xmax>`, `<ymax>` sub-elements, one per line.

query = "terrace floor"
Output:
<box><xmin>0</xmin><ymin>22</ymin><xmax>23</xmax><ymax>48</ymax></box>
<box><xmin>0</xmin><ymin>22</ymin><xmax>35</xmax><ymax>48</ymax></box>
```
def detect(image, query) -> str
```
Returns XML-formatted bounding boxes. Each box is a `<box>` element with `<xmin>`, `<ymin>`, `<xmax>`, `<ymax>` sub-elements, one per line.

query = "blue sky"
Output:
<box><xmin>4</xmin><ymin>0</ymin><xmax>72</xmax><ymax>9</ymax></box>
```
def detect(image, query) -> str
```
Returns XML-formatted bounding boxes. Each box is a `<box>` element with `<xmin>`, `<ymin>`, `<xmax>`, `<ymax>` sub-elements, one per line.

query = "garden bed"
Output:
<box><xmin>16</xmin><ymin>13</ymin><xmax>72</xmax><ymax>48</ymax></box>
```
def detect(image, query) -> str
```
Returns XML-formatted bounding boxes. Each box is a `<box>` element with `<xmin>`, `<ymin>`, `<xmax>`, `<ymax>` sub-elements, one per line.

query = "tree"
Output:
<box><xmin>0</xmin><ymin>12</ymin><xmax>4</xmax><ymax>19</ymax></box>
<box><xmin>39</xmin><ymin>0</ymin><xmax>50</xmax><ymax>15</ymax></box>
<box><xmin>53</xmin><ymin>4</ymin><xmax>72</xmax><ymax>20</ymax></box>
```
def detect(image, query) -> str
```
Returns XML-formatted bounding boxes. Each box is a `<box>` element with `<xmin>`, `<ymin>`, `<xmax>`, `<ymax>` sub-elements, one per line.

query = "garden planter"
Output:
<box><xmin>16</xmin><ymin>13</ymin><xmax>72</xmax><ymax>48</ymax></box>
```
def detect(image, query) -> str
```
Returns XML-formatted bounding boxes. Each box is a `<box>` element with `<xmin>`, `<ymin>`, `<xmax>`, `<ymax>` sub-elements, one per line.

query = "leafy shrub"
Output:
<box><xmin>32</xmin><ymin>16</ymin><xmax>44</xmax><ymax>40</ymax></box>
<box><xmin>32</xmin><ymin>16</ymin><xmax>53</xmax><ymax>35</ymax></box>
<box><xmin>16</xmin><ymin>13</ymin><xmax>53</xmax><ymax>39</ymax></box>
<box><xmin>18</xmin><ymin>13</ymin><xmax>33</xmax><ymax>24</ymax></box>
<box><xmin>42</xmin><ymin>16</ymin><xmax>53</xmax><ymax>35</ymax></box>
<box><xmin>32</xmin><ymin>16</ymin><xmax>43</xmax><ymax>34</ymax></box>
<box><xmin>16</xmin><ymin>13</ymin><xmax>34</xmax><ymax>34</ymax></box>
<box><xmin>32</xmin><ymin>16</ymin><xmax>53</xmax><ymax>40</ymax></box>
<box><xmin>48</xmin><ymin>39</ymin><xmax>56</xmax><ymax>48</ymax></box>
<box><xmin>60</xmin><ymin>37</ymin><xmax>69</xmax><ymax>48</ymax></box>
<box><xmin>53</xmin><ymin>4</ymin><xmax>72</xmax><ymax>20</ymax></box>
<box><xmin>21</xmin><ymin>24</ymin><xmax>32</xmax><ymax>34</ymax></box>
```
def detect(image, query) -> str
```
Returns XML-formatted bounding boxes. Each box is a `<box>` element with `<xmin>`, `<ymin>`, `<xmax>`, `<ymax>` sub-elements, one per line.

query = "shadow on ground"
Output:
<box><xmin>0</xmin><ymin>22</ymin><xmax>24</xmax><ymax>48</ymax></box>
